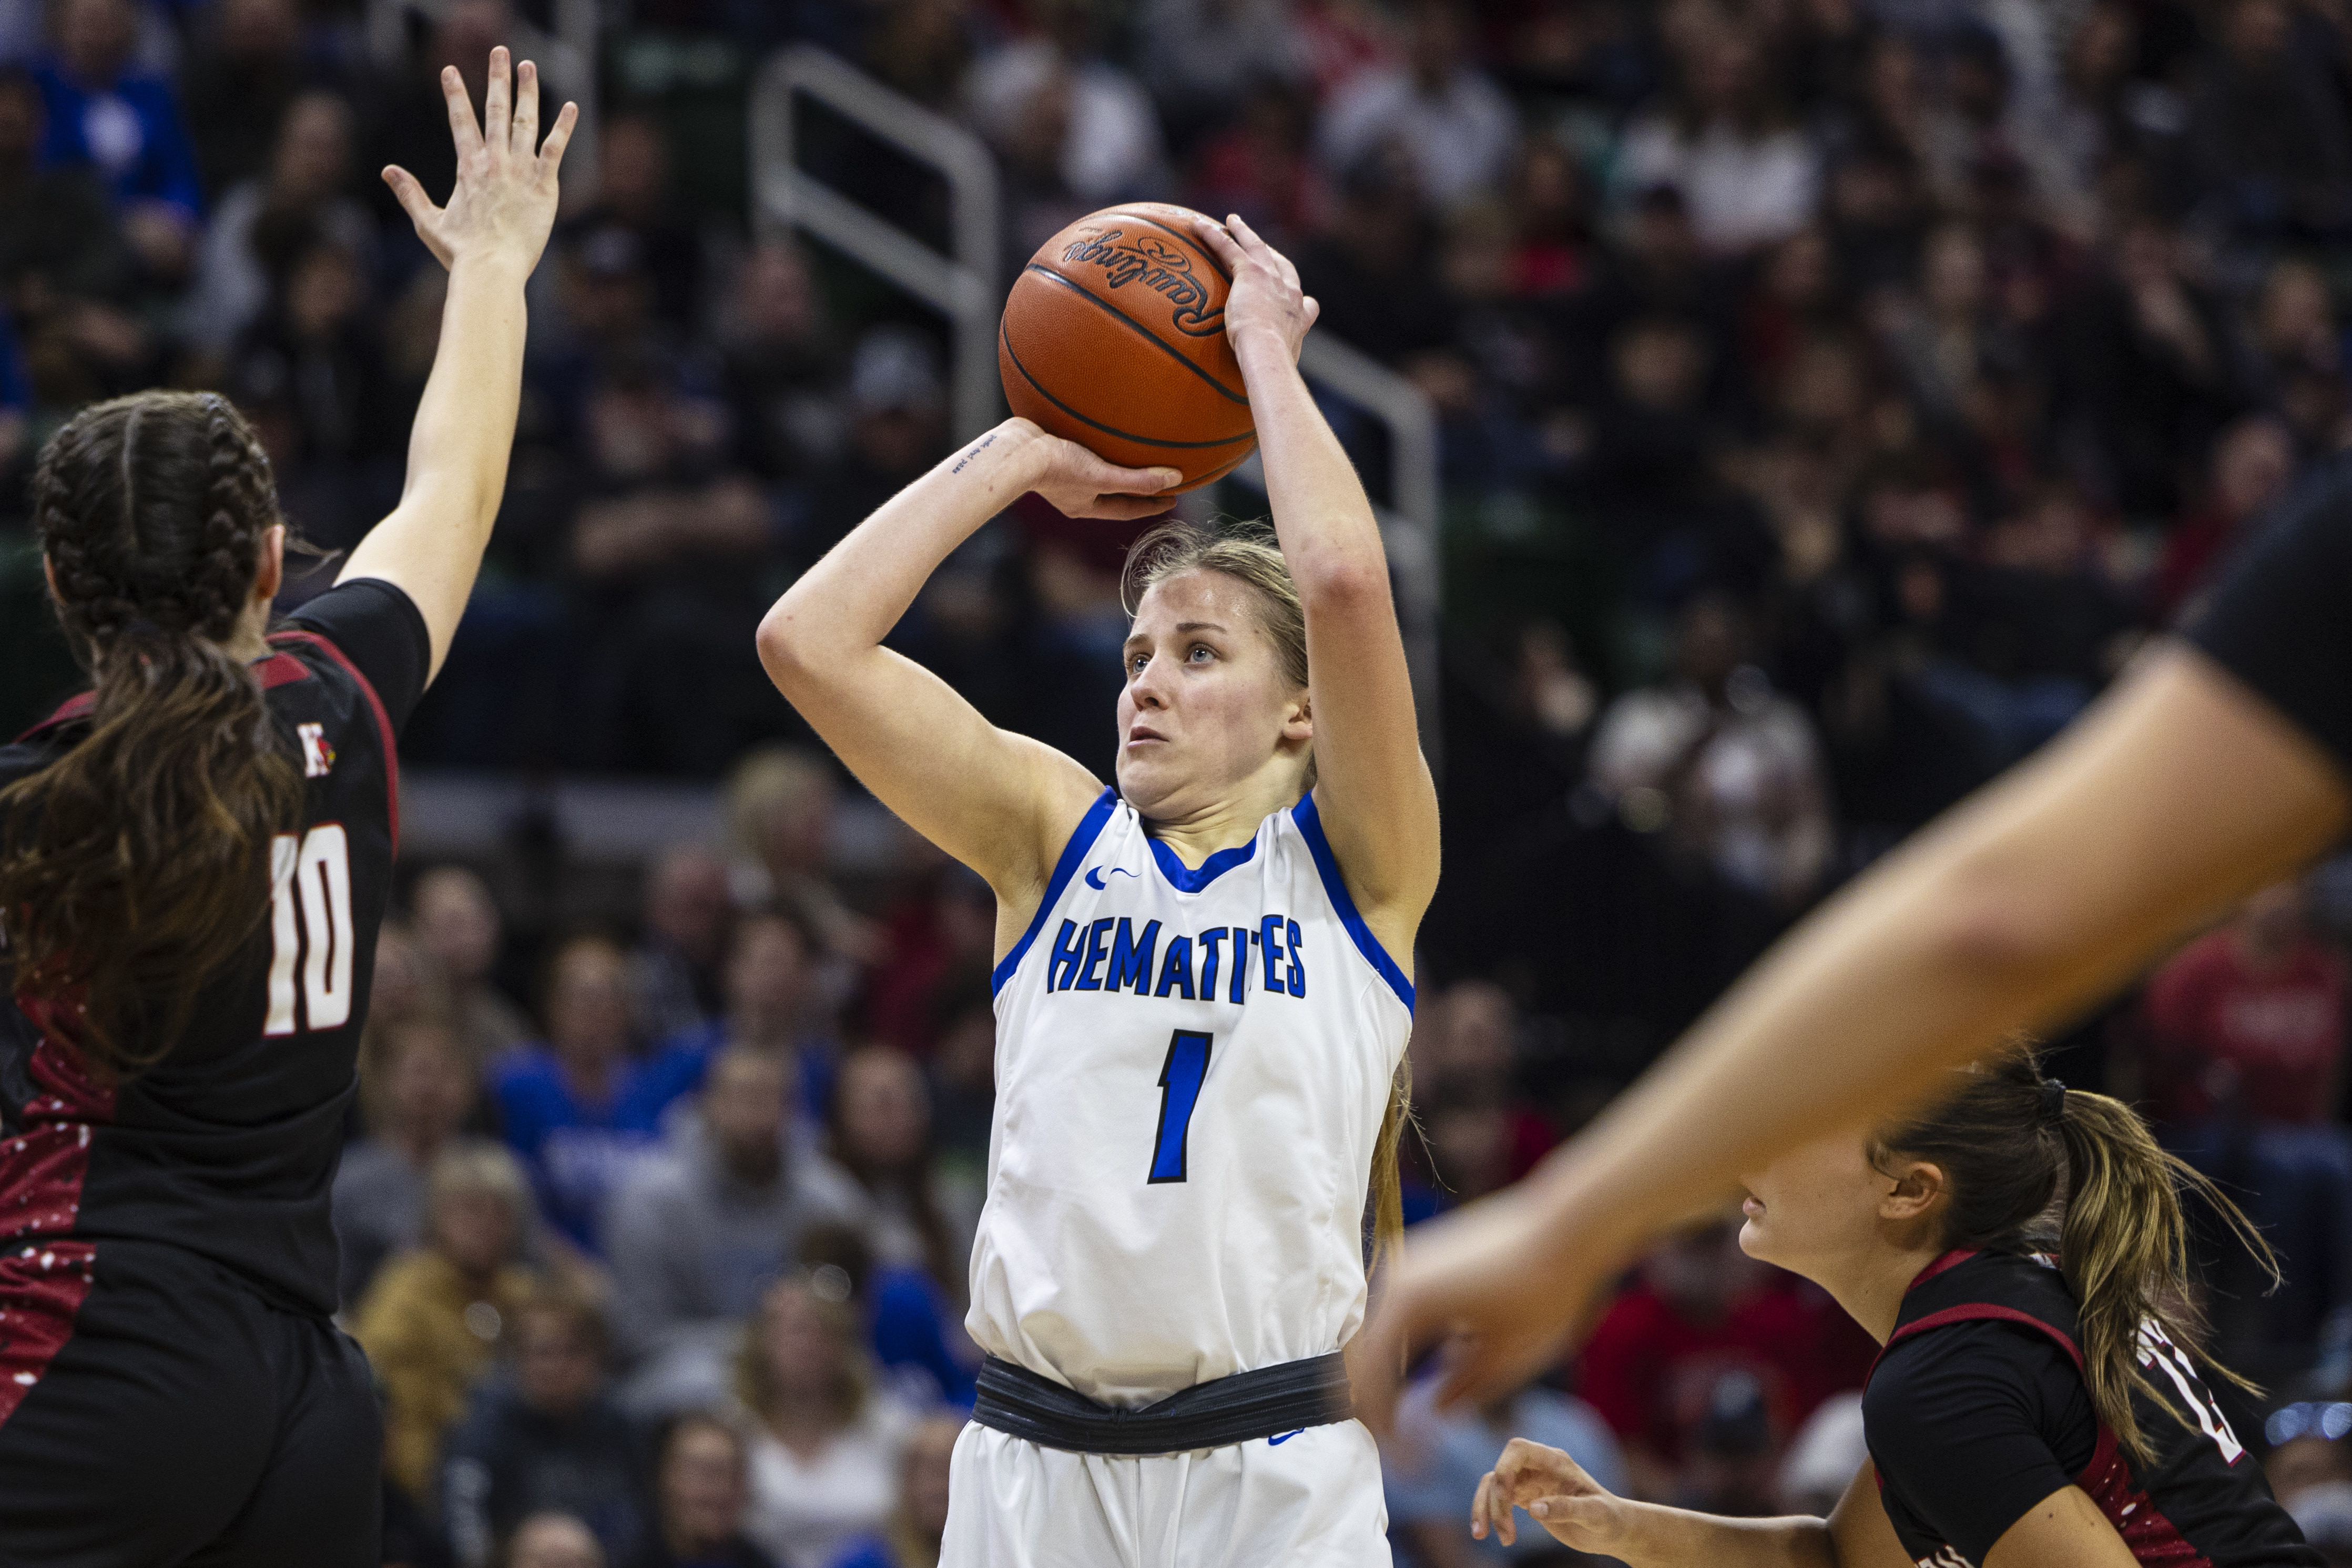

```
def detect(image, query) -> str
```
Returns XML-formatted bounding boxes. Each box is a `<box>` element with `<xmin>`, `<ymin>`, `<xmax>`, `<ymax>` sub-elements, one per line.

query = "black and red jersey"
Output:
<box><xmin>0</xmin><ymin>579</ymin><xmax>427</xmax><ymax>1387</ymax></box>
<box><xmin>1863</xmin><ymin>1249</ymin><xmax>2317</xmax><ymax>1568</ymax></box>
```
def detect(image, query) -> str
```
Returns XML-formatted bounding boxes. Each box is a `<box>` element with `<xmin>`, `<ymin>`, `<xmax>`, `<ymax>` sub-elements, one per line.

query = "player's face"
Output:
<box><xmin>1116</xmin><ymin>571</ymin><xmax>1310</xmax><ymax>817</ymax></box>
<box><xmin>1735</xmin><ymin>1130</ymin><xmax>1888</xmax><ymax>1283</ymax></box>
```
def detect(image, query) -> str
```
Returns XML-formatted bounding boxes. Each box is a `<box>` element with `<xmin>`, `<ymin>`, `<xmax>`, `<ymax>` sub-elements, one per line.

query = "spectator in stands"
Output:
<box><xmin>797</xmin><ymin>328</ymin><xmax>951</xmax><ymax>582</ymax></box>
<box><xmin>737</xmin><ymin>1278</ymin><xmax>915</xmax><ymax>1568</ymax></box>
<box><xmin>0</xmin><ymin>60</ymin><xmax>131</xmax><ymax>306</ymax></box>
<box><xmin>726</xmin><ymin>749</ymin><xmax>878</xmax><ymax>965</ymax></box>
<box><xmin>563</xmin><ymin>114</ymin><xmax>707</xmax><ymax>334</ymax></box>
<box><xmin>1575</xmin><ymin>1219</ymin><xmax>1870</xmax><ymax>1500</ymax></box>
<box><xmin>31</xmin><ymin>0</ymin><xmax>201</xmax><ymax>280</ymax></box>
<box><xmin>177</xmin><ymin>0</ymin><xmax>305</xmax><ymax>200</ymax></box>
<box><xmin>496</xmin><ymin>933</ymin><xmax>687</xmax><ymax>1253</ymax></box>
<box><xmin>864</xmin><ymin>858</ymin><xmax>993</xmax><ymax>1059</ymax></box>
<box><xmin>627</xmin><ymin>1413</ymin><xmax>777</xmax><ymax>1568</ymax></box>
<box><xmin>719</xmin><ymin>240</ymin><xmax>840</xmax><ymax>488</ymax></box>
<box><xmin>823</xmin><ymin>1414</ymin><xmax>960</xmax><ymax>1568</ymax></box>
<box><xmin>352</xmin><ymin>1142</ymin><xmax>539</xmax><ymax>1511</ymax></box>
<box><xmin>507</xmin><ymin>1513</ymin><xmax>608</xmax><ymax>1568</ymax></box>
<box><xmin>926</xmin><ymin>980</ymin><xmax>995</xmax><ymax>1188</ymax></box>
<box><xmin>1411</xmin><ymin>981</ymin><xmax>1557</xmax><ymax>1182</ymax></box>
<box><xmin>1775</xmin><ymin>1391</ymin><xmax>1867</xmax><ymax>1516</ymax></box>
<box><xmin>658</xmin><ymin>908</ymin><xmax>840</xmax><ymax>1128</ymax></box>
<box><xmin>2141</xmin><ymin>879</ymin><xmax>2352</xmax><ymax>1347</ymax></box>
<box><xmin>364</xmin><ymin>918</ymin><xmax>454</xmax><ymax>1034</ymax></box>
<box><xmin>1318</xmin><ymin>0</ymin><xmax>1514</xmax><ymax>212</ymax></box>
<box><xmin>1402</xmin><ymin>1077</ymin><xmax>1514</xmax><ymax>1225</ymax></box>
<box><xmin>1588</xmin><ymin>590</ymin><xmax>1834</xmax><ymax>912</ymax></box>
<box><xmin>2152</xmin><ymin>413</ymin><xmax>2296</xmax><ymax>619</ymax></box>
<box><xmin>826</xmin><ymin>1045</ymin><xmax>976</xmax><ymax>1302</ymax></box>
<box><xmin>336</xmin><ymin>1013</ymin><xmax>482</xmax><ymax>1307</ymax></box>
<box><xmin>444</xmin><ymin>1291</ymin><xmax>654</xmax><ymax>1568</ymax></box>
<box><xmin>605</xmin><ymin>1045</ymin><xmax>870</xmax><ymax>1408</ymax></box>
<box><xmin>415</xmin><ymin>864</ymin><xmax>534</xmax><ymax>1063</ymax></box>
<box><xmin>1295</xmin><ymin>144</ymin><xmax>1457</xmax><ymax>367</ymax></box>
<box><xmin>2188</xmin><ymin>0</ymin><xmax>2352</xmax><ymax>237</ymax></box>
<box><xmin>630</xmin><ymin>843</ymin><xmax>736</xmax><ymax>1042</ymax></box>
<box><xmin>1615</xmin><ymin>18</ymin><xmax>1818</xmax><ymax>254</ymax></box>
<box><xmin>1384</xmin><ymin>1373</ymin><xmax>1626</xmax><ymax>1566</ymax></box>
<box><xmin>1142</xmin><ymin>0</ymin><xmax>1308</xmax><ymax>152</ymax></box>
<box><xmin>1182</xmin><ymin>74</ymin><xmax>1326</xmax><ymax>253</ymax></box>
<box><xmin>186</xmin><ymin>89</ymin><xmax>377</xmax><ymax>361</ymax></box>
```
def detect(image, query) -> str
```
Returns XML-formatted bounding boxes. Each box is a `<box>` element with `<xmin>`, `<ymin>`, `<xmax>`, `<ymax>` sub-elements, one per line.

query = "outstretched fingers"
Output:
<box><xmin>440</xmin><ymin>65</ymin><xmax>483</xmax><ymax>157</ymax></box>
<box><xmin>482</xmin><ymin>46</ymin><xmax>511</xmax><ymax>155</ymax></box>
<box><xmin>511</xmin><ymin>58</ymin><xmax>538</xmax><ymax>154</ymax></box>
<box><xmin>1188</xmin><ymin>212</ymin><xmax>1245</xmax><ymax>271</ymax></box>
<box><xmin>538</xmin><ymin>100</ymin><xmax>580</xmax><ymax>177</ymax></box>
<box><xmin>1227</xmin><ymin>212</ymin><xmax>1299</xmax><ymax>291</ymax></box>
<box><xmin>380</xmin><ymin>165</ymin><xmax>441</xmax><ymax>229</ymax></box>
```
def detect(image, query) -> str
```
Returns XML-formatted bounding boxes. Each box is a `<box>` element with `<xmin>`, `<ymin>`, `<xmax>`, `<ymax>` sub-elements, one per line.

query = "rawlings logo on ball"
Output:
<box><xmin>1059</xmin><ymin>229</ymin><xmax>1226</xmax><ymax>337</ymax></box>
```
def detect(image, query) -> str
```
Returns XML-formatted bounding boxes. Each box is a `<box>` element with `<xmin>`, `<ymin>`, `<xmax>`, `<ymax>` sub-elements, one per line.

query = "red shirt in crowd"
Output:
<box><xmin>2142</xmin><ymin>927</ymin><xmax>2346</xmax><ymax>1125</ymax></box>
<box><xmin>1575</xmin><ymin>1269</ymin><xmax>1875</xmax><ymax>1463</ymax></box>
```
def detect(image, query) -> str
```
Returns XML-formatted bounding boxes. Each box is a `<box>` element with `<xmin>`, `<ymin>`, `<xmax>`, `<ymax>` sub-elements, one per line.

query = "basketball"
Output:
<box><xmin>998</xmin><ymin>201</ymin><xmax>1257</xmax><ymax>493</ymax></box>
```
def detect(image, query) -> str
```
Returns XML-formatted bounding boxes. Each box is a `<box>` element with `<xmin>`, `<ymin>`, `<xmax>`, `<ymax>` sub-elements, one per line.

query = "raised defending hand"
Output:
<box><xmin>1012</xmin><ymin>421</ymin><xmax>1181</xmax><ymax>521</ymax></box>
<box><xmin>383</xmin><ymin>47</ymin><xmax>575</xmax><ymax>275</ymax></box>
<box><xmin>1189</xmin><ymin>212</ymin><xmax>1319</xmax><ymax>364</ymax></box>
<box><xmin>1471</xmin><ymin>1438</ymin><xmax>1631</xmax><ymax>1553</ymax></box>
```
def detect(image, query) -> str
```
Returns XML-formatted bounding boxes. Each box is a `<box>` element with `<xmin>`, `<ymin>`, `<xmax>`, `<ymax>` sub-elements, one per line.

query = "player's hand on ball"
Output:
<box><xmin>384</xmin><ymin>46</ymin><xmax>575</xmax><ymax>276</ymax></box>
<box><xmin>1189</xmin><ymin>213</ymin><xmax>1318</xmax><ymax>364</ymax></box>
<box><xmin>1472</xmin><ymin>1439</ymin><xmax>1631</xmax><ymax>1552</ymax></box>
<box><xmin>1020</xmin><ymin>423</ymin><xmax>1182</xmax><ymax>521</ymax></box>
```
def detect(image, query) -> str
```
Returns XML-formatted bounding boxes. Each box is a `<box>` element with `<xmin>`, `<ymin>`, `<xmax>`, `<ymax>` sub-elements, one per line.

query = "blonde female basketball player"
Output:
<box><xmin>755</xmin><ymin>213</ymin><xmax>1438</xmax><ymax>1567</ymax></box>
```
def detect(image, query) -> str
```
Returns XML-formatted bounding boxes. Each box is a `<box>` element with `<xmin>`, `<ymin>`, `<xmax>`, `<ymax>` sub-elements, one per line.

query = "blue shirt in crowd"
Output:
<box><xmin>1384</xmin><ymin>1380</ymin><xmax>1629</xmax><ymax>1563</ymax></box>
<box><xmin>493</xmin><ymin>1044</ymin><xmax>707</xmax><ymax>1251</ymax></box>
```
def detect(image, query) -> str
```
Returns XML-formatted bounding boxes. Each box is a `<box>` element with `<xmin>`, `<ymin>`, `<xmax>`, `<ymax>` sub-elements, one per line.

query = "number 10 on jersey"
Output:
<box><xmin>264</xmin><ymin>825</ymin><xmax>354</xmax><ymax>1036</ymax></box>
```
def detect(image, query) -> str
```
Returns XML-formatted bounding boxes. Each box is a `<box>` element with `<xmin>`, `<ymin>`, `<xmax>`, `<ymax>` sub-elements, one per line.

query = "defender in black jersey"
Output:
<box><xmin>1869</xmin><ymin>1250</ymin><xmax>2313</xmax><ymax>1568</ymax></box>
<box><xmin>0</xmin><ymin>49</ymin><xmax>574</xmax><ymax>1566</ymax></box>
<box><xmin>1469</xmin><ymin>1054</ymin><xmax>2314</xmax><ymax>1568</ymax></box>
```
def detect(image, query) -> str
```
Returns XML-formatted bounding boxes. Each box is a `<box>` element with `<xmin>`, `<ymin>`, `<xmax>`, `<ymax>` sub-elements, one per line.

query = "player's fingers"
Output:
<box><xmin>538</xmin><ymin>100</ymin><xmax>579</xmax><ymax>175</ymax></box>
<box><xmin>1229</xmin><ymin>212</ymin><xmax>1299</xmax><ymax>291</ymax></box>
<box><xmin>512</xmin><ymin>58</ymin><xmax>538</xmax><ymax>150</ymax></box>
<box><xmin>1080</xmin><ymin>459</ymin><xmax>1180</xmax><ymax>494</ymax></box>
<box><xmin>483</xmin><ymin>46</ymin><xmax>511</xmax><ymax>151</ymax></box>
<box><xmin>1472</xmin><ymin>1472</ymin><xmax>1511</xmax><ymax>1545</ymax></box>
<box><xmin>380</xmin><ymin>165</ymin><xmax>440</xmax><ymax>229</ymax></box>
<box><xmin>439</xmin><ymin>66</ymin><xmax>483</xmax><ymax>156</ymax></box>
<box><xmin>1301</xmin><ymin>295</ymin><xmax>1320</xmax><ymax>332</ymax></box>
<box><xmin>1190</xmin><ymin>213</ymin><xmax>1244</xmax><ymax>269</ymax></box>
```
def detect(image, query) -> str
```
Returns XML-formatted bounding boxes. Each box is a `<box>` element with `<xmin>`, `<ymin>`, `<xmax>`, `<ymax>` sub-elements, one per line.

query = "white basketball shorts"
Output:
<box><xmin>940</xmin><ymin>1417</ymin><xmax>1391</xmax><ymax>1567</ymax></box>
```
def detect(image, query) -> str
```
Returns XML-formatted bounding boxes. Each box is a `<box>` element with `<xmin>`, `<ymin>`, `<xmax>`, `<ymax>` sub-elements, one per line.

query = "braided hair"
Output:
<box><xmin>0</xmin><ymin>392</ymin><xmax>307</xmax><ymax>1079</ymax></box>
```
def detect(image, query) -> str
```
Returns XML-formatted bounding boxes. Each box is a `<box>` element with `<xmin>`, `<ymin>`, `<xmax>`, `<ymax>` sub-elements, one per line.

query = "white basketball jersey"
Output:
<box><xmin>970</xmin><ymin>789</ymin><xmax>1415</xmax><ymax>1408</ymax></box>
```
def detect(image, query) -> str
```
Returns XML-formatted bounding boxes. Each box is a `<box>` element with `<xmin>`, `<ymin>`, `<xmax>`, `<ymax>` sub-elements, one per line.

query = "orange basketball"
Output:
<box><xmin>999</xmin><ymin>202</ymin><xmax>1255</xmax><ymax>493</ymax></box>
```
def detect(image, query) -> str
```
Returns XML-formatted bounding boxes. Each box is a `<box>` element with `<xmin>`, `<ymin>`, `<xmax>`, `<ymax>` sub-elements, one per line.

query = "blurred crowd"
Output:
<box><xmin>13</xmin><ymin>0</ymin><xmax>2352</xmax><ymax>1562</ymax></box>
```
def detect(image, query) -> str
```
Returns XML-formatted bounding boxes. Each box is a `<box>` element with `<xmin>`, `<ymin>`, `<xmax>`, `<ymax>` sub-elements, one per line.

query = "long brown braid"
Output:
<box><xmin>0</xmin><ymin>392</ymin><xmax>307</xmax><ymax>1080</ymax></box>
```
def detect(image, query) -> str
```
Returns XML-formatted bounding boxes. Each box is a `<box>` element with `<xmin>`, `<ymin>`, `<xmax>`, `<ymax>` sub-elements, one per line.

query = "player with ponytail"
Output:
<box><xmin>1474</xmin><ymin>1050</ymin><xmax>2317</xmax><ymax>1568</ymax></box>
<box><xmin>0</xmin><ymin>48</ymin><xmax>572</xmax><ymax>1564</ymax></box>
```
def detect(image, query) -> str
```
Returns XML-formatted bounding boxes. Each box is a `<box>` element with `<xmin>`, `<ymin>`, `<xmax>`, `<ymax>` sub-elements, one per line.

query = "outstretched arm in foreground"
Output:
<box><xmin>338</xmin><ymin>46</ymin><xmax>575</xmax><ymax>683</ymax></box>
<box><xmin>1358</xmin><ymin>646</ymin><xmax>2350</xmax><ymax>1414</ymax></box>
<box><xmin>756</xmin><ymin>423</ymin><xmax>1175</xmax><ymax>915</ymax></box>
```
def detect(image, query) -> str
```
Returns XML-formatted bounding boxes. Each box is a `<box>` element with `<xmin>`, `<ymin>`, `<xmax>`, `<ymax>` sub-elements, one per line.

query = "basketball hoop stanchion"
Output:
<box><xmin>748</xmin><ymin>46</ymin><xmax>1003</xmax><ymax>444</ymax></box>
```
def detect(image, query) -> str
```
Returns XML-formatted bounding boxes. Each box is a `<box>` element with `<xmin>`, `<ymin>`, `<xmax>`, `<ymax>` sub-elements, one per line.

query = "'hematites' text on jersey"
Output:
<box><xmin>972</xmin><ymin>788</ymin><xmax>1415</xmax><ymax>1409</ymax></box>
<box><xmin>1865</xmin><ymin>1250</ymin><xmax>2318</xmax><ymax>1568</ymax></box>
<box><xmin>0</xmin><ymin>578</ymin><xmax>428</xmax><ymax>1320</ymax></box>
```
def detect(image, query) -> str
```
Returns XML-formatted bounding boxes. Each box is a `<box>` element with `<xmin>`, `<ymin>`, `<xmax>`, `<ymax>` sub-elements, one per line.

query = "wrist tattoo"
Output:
<box><xmin>951</xmin><ymin>433</ymin><xmax>999</xmax><ymax>474</ymax></box>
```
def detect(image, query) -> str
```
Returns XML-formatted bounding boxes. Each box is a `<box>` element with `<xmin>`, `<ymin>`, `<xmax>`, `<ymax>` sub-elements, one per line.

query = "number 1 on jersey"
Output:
<box><xmin>1148</xmin><ymin>1030</ymin><xmax>1213</xmax><ymax>1183</ymax></box>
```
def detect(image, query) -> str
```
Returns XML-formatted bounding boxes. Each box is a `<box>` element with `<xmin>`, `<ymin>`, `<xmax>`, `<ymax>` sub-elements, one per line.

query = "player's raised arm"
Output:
<box><xmin>755</xmin><ymin>420</ymin><xmax>1175</xmax><ymax>903</ymax></box>
<box><xmin>1190</xmin><ymin>213</ymin><xmax>1441</xmax><ymax>946</ymax></box>
<box><xmin>334</xmin><ymin>47</ymin><xmax>574</xmax><ymax>683</ymax></box>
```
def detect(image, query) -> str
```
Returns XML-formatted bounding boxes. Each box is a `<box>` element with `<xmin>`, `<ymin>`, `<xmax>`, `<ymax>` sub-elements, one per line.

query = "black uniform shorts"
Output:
<box><xmin>0</xmin><ymin>1240</ymin><xmax>380</xmax><ymax>1567</ymax></box>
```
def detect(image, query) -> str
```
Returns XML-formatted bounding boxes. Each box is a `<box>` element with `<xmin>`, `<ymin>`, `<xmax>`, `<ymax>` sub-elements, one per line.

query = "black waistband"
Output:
<box><xmin>971</xmin><ymin>1352</ymin><xmax>1354</xmax><ymax>1455</ymax></box>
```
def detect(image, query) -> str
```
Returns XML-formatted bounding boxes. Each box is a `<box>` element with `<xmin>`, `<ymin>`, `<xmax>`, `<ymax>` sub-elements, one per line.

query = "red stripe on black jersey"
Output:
<box><xmin>267</xmin><ymin>629</ymin><xmax>398</xmax><ymax>851</ymax></box>
<box><xmin>0</xmin><ymin>1025</ymin><xmax>112</xmax><ymax>1429</ymax></box>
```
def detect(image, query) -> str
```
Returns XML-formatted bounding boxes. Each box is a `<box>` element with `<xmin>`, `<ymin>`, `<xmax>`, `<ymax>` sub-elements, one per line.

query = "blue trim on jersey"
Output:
<box><xmin>1290</xmin><ymin>792</ymin><xmax>1415</xmax><ymax>1012</ymax></box>
<box><xmin>992</xmin><ymin>788</ymin><xmax>1121</xmax><ymax>997</ymax></box>
<box><xmin>1147</xmin><ymin>831</ymin><xmax>1258</xmax><ymax>891</ymax></box>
